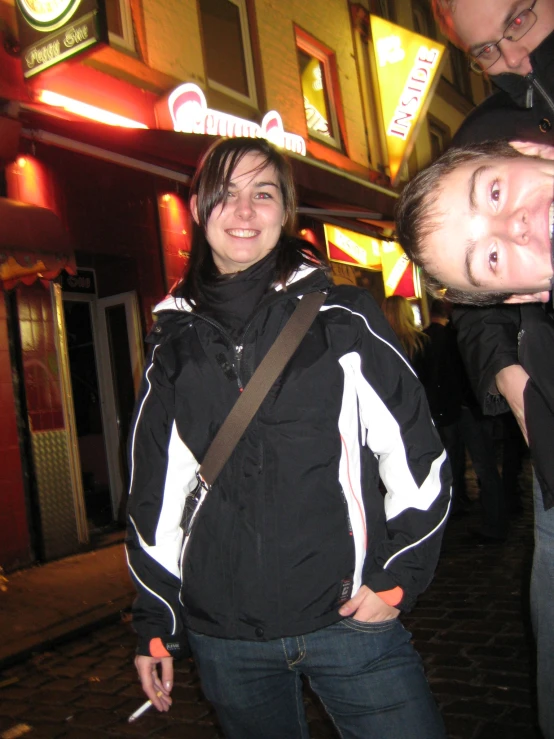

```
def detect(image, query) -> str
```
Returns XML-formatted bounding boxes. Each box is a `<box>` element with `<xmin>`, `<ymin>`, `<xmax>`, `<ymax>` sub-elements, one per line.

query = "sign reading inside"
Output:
<box><xmin>15</xmin><ymin>0</ymin><xmax>108</xmax><ymax>78</ymax></box>
<box><xmin>370</xmin><ymin>16</ymin><xmax>445</xmax><ymax>185</ymax></box>
<box><xmin>165</xmin><ymin>83</ymin><xmax>307</xmax><ymax>157</ymax></box>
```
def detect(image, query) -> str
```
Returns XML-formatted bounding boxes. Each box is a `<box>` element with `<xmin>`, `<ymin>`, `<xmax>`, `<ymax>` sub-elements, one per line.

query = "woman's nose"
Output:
<box><xmin>234</xmin><ymin>193</ymin><xmax>255</xmax><ymax>219</ymax></box>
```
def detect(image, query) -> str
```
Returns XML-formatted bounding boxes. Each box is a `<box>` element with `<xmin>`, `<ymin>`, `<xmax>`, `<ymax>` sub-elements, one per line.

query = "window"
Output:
<box><xmin>105</xmin><ymin>0</ymin><xmax>135</xmax><ymax>52</ymax></box>
<box><xmin>412</xmin><ymin>1</ymin><xmax>435</xmax><ymax>38</ymax></box>
<box><xmin>449</xmin><ymin>43</ymin><xmax>472</xmax><ymax>99</ymax></box>
<box><xmin>198</xmin><ymin>0</ymin><xmax>257</xmax><ymax>107</ymax></box>
<box><xmin>296</xmin><ymin>29</ymin><xmax>343</xmax><ymax>149</ymax></box>
<box><xmin>378</xmin><ymin>0</ymin><xmax>396</xmax><ymax>22</ymax></box>
<box><xmin>428</xmin><ymin>117</ymin><xmax>451</xmax><ymax>161</ymax></box>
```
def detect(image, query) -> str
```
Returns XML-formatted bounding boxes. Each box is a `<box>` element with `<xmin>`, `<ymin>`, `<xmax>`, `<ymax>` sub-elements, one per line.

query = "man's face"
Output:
<box><xmin>423</xmin><ymin>155</ymin><xmax>554</xmax><ymax>298</ymax></box>
<box><xmin>451</xmin><ymin>0</ymin><xmax>554</xmax><ymax>76</ymax></box>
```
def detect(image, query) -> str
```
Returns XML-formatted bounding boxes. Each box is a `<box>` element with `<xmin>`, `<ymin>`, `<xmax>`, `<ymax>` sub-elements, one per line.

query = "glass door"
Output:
<box><xmin>95</xmin><ymin>292</ymin><xmax>144</xmax><ymax>522</ymax></box>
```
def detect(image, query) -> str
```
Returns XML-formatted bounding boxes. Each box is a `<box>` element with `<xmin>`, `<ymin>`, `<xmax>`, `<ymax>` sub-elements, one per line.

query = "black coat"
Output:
<box><xmin>450</xmin><ymin>29</ymin><xmax>554</xmax><ymax>509</ymax></box>
<box><xmin>126</xmin><ymin>264</ymin><xmax>451</xmax><ymax>655</ymax></box>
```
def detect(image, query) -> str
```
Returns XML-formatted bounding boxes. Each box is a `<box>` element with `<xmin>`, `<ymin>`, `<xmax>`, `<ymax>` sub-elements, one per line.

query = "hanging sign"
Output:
<box><xmin>324</xmin><ymin>224</ymin><xmax>382</xmax><ymax>270</ymax></box>
<box><xmin>380</xmin><ymin>240</ymin><xmax>421</xmax><ymax>298</ymax></box>
<box><xmin>159</xmin><ymin>83</ymin><xmax>307</xmax><ymax>156</ymax></box>
<box><xmin>370</xmin><ymin>16</ymin><xmax>446</xmax><ymax>185</ymax></box>
<box><xmin>15</xmin><ymin>0</ymin><xmax>108</xmax><ymax>78</ymax></box>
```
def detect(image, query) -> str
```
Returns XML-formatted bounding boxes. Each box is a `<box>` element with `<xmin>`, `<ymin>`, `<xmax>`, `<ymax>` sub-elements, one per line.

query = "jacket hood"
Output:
<box><xmin>490</xmin><ymin>28</ymin><xmax>554</xmax><ymax>108</ymax></box>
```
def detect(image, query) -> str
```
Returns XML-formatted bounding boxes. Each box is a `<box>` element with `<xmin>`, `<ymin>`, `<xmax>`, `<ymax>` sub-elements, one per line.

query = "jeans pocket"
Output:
<box><xmin>341</xmin><ymin>616</ymin><xmax>400</xmax><ymax>633</ymax></box>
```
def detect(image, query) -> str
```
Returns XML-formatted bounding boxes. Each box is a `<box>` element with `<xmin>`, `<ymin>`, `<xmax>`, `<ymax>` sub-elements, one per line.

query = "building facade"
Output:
<box><xmin>0</xmin><ymin>0</ymin><xmax>488</xmax><ymax>570</ymax></box>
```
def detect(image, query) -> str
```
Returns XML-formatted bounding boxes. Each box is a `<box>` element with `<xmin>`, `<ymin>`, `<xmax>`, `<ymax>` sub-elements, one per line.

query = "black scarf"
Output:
<box><xmin>197</xmin><ymin>250</ymin><xmax>278</xmax><ymax>341</ymax></box>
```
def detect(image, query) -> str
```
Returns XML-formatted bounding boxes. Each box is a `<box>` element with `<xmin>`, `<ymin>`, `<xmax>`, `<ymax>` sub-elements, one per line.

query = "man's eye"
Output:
<box><xmin>479</xmin><ymin>44</ymin><xmax>497</xmax><ymax>58</ymax></box>
<box><xmin>488</xmin><ymin>247</ymin><xmax>498</xmax><ymax>272</ymax></box>
<box><xmin>491</xmin><ymin>181</ymin><xmax>501</xmax><ymax>203</ymax></box>
<box><xmin>506</xmin><ymin>10</ymin><xmax>529</xmax><ymax>37</ymax></box>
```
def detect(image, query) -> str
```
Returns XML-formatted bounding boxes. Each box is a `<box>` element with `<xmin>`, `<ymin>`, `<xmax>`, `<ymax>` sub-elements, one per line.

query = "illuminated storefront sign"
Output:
<box><xmin>370</xmin><ymin>16</ymin><xmax>445</xmax><ymax>184</ymax></box>
<box><xmin>380</xmin><ymin>240</ymin><xmax>421</xmax><ymax>298</ymax></box>
<box><xmin>324</xmin><ymin>224</ymin><xmax>382</xmax><ymax>270</ymax></box>
<box><xmin>165</xmin><ymin>83</ymin><xmax>307</xmax><ymax>156</ymax></box>
<box><xmin>324</xmin><ymin>224</ymin><xmax>420</xmax><ymax>299</ymax></box>
<box><xmin>15</xmin><ymin>0</ymin><xmax>108</xmax><ymax>78</ymax></box>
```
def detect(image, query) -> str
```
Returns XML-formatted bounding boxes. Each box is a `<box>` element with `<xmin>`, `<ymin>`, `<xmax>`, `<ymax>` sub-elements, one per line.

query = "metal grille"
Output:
<box><xmin>31</xmin><ymin>430</ymin><xmax>80</xmax><ymax>561</ymax></box>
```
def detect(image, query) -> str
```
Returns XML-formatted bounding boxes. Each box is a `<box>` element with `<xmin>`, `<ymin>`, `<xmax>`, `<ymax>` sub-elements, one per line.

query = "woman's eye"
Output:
<box><xmin>491</xmin><ymin>181</ymin><xmax>501</xmax><ymax>203</ymax></box>
<box><xmin>256</xmin><ymin>192</ymin><xmax>272</xmax><ymax>199</ymax></box>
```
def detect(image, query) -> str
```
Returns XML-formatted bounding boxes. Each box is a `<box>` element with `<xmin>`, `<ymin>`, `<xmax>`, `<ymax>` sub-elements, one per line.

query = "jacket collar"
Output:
<box><xmin>490</xmin><ymin>28</ymin><xmax>554</xmax><ymax>107</ymax></box>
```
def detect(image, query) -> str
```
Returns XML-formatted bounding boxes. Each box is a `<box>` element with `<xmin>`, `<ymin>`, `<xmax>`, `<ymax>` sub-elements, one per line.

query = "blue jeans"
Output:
<box><xmin>531</xmin><ymin>473</ymin><xmax>554</xmax><ymax>739</ymax></box>
<box><xmin>187</xmin><ymin>618</ymin><xmax>445</xmax><ymax>739</ymax></box>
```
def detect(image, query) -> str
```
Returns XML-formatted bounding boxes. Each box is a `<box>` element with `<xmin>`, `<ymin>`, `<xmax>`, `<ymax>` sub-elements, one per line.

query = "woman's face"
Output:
<box><xmin>193</xmin><ymin>152</ymin><xmax>285</xmax><ymax>274</ymax></box>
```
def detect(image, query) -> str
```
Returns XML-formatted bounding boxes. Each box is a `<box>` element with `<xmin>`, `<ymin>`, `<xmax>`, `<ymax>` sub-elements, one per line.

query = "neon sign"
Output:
<box><xmin>387</xmin><ymin>47</ymin><xmax>440</xmax><ymax>140</ymax></box>
<box><xmin>370</xmin><ymin>16</ymin><xmax>445</xmax><ymax>185</ymax></box>
<box><xmin>167</xmin><ymin>83</ymin><xmax>307</xmax><ymax>157</ymax></box>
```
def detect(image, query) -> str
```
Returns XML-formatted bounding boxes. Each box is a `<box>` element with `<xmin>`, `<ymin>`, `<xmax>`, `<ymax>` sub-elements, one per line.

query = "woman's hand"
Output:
<box><xmin>338</xmin><ymin>585</ymin><xmax>400</xmax><ymax>623</ymax></box>
<box><xmin>135</xmin><ymin>654</ymin><xmax>174</xmax><ymax>712</ymax></box>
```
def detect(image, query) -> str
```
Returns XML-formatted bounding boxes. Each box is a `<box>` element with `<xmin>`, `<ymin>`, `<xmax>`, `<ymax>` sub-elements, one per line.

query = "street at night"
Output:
<box><xmin>0</xmin><ymin>459</ymin><xmax>539</xmax><ymax>739</ymax></box>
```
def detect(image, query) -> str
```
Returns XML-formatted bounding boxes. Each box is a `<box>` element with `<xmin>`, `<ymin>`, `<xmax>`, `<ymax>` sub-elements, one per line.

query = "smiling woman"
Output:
<box><xmin>125</xmin><ymin>136</ymin><xmax>451</xmax><ymax>738</ymax></box>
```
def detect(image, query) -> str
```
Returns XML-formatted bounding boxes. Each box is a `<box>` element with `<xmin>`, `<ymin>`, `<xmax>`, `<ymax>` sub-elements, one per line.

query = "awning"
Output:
<box><xmin>17</xmin><ymin>107</ymin><xmax>399</xmax><ymax>220</ymax></box>
<box><xmin>0</xmin><ymin>198</ymin><xmax>76</xmax><ymax>289</ymax></box>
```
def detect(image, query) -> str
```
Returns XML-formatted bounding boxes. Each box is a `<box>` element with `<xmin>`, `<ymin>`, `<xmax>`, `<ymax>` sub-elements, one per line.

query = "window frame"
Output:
<box><xmin>427</xmin><ymin>115</ymin><xmax>451</xmax><ymax>161</ymax></box>
<box><xmin>199</xmin><ymin>0</ymin><xmax>258</xmax><ymax>109</ymax></box>
<box><xmin>295</xmin><ymin>26</ymin><xmax>345</xmax><ymax>151</ymax></box>
<box><xmin>107</xmin><ymin>0</ymin><xmax>136</xmax><ymax>53</ymax></box>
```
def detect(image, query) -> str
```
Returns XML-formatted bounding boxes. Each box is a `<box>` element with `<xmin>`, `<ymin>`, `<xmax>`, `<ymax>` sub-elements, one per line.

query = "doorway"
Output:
<box><xmin>63</xmin><ymin>291</ymin><xmax>144</xmax><ymax>538</ymax></box>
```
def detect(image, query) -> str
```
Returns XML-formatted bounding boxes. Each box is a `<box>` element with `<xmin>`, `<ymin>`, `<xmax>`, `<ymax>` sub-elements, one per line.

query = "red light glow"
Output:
<box><xmin>37</xmin><ymin>90</ymin><xmax>149</xmax><ymax>129</ymax></box>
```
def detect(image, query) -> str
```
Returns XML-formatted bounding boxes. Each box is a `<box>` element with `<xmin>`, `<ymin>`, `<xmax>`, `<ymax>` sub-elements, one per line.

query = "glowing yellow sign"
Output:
<box><xmin>324</xmin><ymin>224</ymin><xmax>382</xmax><ymax>270</ymax></box>
<box><xmin>370</xmin><ymin>16</ymin><xmax>446</xmax><ymax>184</ymax></box>
<box><xmin>324</xmin><ymin>224</ymin><xmax>420</xmax><ymax>299</ymax></box>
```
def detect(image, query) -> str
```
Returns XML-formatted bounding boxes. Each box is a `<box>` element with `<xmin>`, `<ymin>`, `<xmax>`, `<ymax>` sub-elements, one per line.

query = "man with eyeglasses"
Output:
<box><xmin>431</xmin><ymin>2</ymin><xmax>554</xmax><ymax>737</ymax></box>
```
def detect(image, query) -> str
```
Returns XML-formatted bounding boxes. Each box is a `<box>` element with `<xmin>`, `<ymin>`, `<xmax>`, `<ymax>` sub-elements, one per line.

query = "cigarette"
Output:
<box><xmin>128</xmin><ymin>691</ymin><xmax>163</xmax><ymax>723</ymax></box>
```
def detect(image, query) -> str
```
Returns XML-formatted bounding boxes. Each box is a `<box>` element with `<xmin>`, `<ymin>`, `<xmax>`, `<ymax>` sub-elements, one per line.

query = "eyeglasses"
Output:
<box><xmin>469</xmin><ymin>0</ymin><xmax>538</xmax><ymax>74</ymax></box>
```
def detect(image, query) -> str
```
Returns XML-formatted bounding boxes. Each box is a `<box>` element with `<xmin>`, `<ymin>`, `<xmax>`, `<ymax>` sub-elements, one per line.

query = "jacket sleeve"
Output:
<box><xmin>452</xmin><ymin>304</ymin><xmax>521</xmax><ymax>415</ymax></box>
<box><xmin>125</xmin><ymin>341</ymin><xmax>197</xmax><ymax>658</ymax></box>
<box><xmin>342</xmin><ymin>295</ymin><xmax>451</xmax><ymax>611</ymax></box>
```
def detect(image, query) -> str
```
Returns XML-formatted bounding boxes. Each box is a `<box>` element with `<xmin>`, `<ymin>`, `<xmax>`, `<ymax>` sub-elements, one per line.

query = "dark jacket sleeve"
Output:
<box><xmin>125</xmin><ymin>341</ymin><xmax>195</xmax><ymax>658</ymax></box>
<box><xmin>451</xmin><ymin>304</ymin><xmax>522</xmax><ymax>415</ymax></box>
<box><xmin>350</xmin><ymin>293</ymin><xmax>452</xmax><ymax>611</ymax></box>
<box><xmin>519</xmin><ymin>306</ymin><xmax>554</xmax><ymax>510</ymax></box>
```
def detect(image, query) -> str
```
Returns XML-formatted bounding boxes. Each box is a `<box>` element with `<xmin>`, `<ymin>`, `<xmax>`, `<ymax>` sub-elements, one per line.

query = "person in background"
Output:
<box><xmin>381</xmin><ymin>295</ymin><xmax>428</xmax><ymax>379</ymax></box>
<box><xmin>126</xmin><ymin>136</ymin><xmax>450</xmax><ymax>738</ymax></box>
<box><xmin>423</xmin><ymin>299</ymin><xmax>507</xmax><ymax>539</ymax></box>
<box><xmin>395</xmin><ymin>137</ymin><xmax>554</xmax><ymax>738</ymax></box>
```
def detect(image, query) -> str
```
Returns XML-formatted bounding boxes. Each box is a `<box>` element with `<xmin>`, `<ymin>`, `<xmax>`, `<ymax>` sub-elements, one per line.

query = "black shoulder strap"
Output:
<box><xmin>200</xmin><ymin>290</ymin><xmax>326</xmax><ymax>487</ymax></box>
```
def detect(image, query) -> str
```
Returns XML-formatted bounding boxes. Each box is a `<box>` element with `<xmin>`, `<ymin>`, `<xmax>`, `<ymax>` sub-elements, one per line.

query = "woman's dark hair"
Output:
<box><xmin>173</xmin><ymin>136</ymin><xmax>323</xmax><ymax>305</ymax></box>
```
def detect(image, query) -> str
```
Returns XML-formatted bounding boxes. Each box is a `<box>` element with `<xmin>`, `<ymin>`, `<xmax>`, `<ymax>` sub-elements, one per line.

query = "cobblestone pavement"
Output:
<box><xmin>0</xmin><ymin>459</ymin><xmax>539</xmax><ymax>739</ymax></box>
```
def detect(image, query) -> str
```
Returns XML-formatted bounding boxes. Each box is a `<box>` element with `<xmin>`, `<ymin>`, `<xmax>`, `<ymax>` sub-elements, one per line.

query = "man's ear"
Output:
<box><xmin>190</xmin><ymin>195</ymin><xmax>200</xmax><ymax>225</ymax></box>
<box><xmin>504</xmin><ymin>291</ymin><xmax>551</xmax><ymax>304</ymax></box>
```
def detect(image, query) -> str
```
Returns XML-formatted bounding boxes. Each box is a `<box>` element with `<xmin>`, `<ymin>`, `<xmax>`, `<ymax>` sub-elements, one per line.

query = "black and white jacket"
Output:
<box><xmin>126</xmin><ymin>266</ymin><xmax>451</xmax><ymax>657</ymax></box>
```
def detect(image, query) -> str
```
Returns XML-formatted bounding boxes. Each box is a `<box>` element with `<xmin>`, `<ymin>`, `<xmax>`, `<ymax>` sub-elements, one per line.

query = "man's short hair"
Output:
<box><xmin>394</xmin><ymin>140</ymin><xmax>523</xmax><ymax>306</ymax></box>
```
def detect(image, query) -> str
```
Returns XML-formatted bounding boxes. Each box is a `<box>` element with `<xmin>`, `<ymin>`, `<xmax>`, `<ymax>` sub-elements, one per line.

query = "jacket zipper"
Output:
<box><xmin>526</xmin><ymin>72</ymin><xmax>554</xmax><ymax>116</ymax></box>
<box><xmin>193</xmin><ymin>313</ymin><xmax>245</xmax><ymax>390</ymax></box>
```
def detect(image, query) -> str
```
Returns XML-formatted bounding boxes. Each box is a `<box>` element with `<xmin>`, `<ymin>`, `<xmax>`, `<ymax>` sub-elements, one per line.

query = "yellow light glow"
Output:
<box><xmin>162</xmin><ymin>193</ymin><xmax>171</xmax><ymax>202</ymax></box>
<box><xmin>38</xmin><ymin>90</ymin><xmax>149</xmax><ymax>129</ymax></box>
<box><xmin>17</xmin><ymin>156</ymin><xmax>27</xmax><ymax>168</ymax></box>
